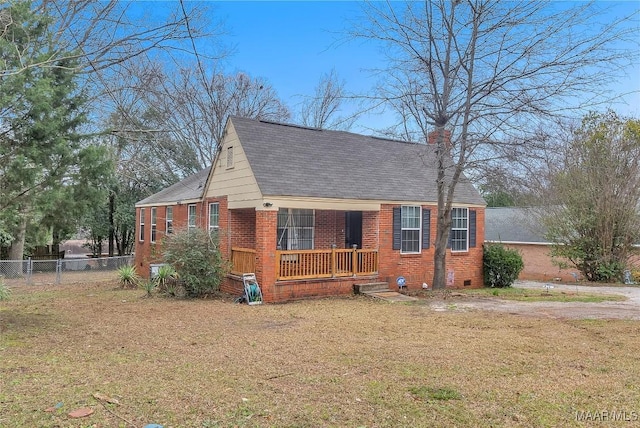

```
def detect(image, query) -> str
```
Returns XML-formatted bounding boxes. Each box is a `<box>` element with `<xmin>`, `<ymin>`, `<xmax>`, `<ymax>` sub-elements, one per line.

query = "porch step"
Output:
<box><xmin>354</xmin><ymin>282</ymin><xmax>391</xmax><ymax>294</ymax></box>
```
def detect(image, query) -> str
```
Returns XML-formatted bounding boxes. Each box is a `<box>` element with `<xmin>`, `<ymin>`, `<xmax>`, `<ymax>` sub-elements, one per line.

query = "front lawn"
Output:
<box><xmin>1</xmin><ymin>283</ymin><xmax>639</xmax><ymax>427</ymax></box>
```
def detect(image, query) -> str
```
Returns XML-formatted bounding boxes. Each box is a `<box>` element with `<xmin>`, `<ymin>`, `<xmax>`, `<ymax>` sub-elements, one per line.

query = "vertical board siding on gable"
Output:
<box><xmin>205</xmin><ymin>123</ymin><xmax>262</xmax><ymax>204</ymax></box>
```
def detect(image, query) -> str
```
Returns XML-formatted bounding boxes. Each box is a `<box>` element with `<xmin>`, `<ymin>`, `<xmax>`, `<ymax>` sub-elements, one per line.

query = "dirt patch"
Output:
<box><xmin>403</xmin><ymin>281</ymin><xmax>640</xmax><ymax>320</ymax></box>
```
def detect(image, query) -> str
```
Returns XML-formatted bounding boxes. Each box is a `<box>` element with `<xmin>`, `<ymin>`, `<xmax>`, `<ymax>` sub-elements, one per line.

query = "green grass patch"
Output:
<box><xmin>409</xmin><ymin>386</ymin><xmax>462</xmax><ymax>401</ymax></box>
<box><xmin>462</xmin><ymin>287</ymin><xmax>626</xmax><ymax>303</ymax></box>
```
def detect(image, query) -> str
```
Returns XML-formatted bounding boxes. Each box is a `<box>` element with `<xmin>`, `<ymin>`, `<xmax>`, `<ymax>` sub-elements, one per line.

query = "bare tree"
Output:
<box><xmin>1</xmin><ymin>0</ymin><xmax>215</xmax><ymax>77</ymax></box>
<box><xmin>299</xmin><ymin>69</ymin><xmax>355</xmax><ymax>130</ymax></box>
<box><xmin>351</xmin><ymin>0</ymin><xmax>639</xmax><ymax>289</ymax></box>
<box><xmin>110</xmin><ymin>62</ymin><xmax>291</xmax><ymax>177</ymax></box>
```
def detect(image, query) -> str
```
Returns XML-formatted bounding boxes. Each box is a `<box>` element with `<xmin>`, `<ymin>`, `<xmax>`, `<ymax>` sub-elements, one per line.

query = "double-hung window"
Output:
<box><xmin>401</xmin><ymin>206</ymin><xmax>421</xmax><ymax>253</ymax></box>
<box><xmin>276</xmin><ymin>208</ymin><xmax>314</xmax><ymax>250</ymax></box>
<box><xmin>139</xmin><ymin>208</ymin><xmax>145</xmax><ymax>241</ymax></box>
<box><xmin>209</xmin><ymin>202</ymin><xmax>219</xmax><ymax>233</ymax></box>
<box><xmin>450</xmin><ymin>208</ymin><xmax>469</xmax><ymax>252</ymax></box>
<box><xmin>188</xmin><ymin>204</ymin><xmax>197</xmax><ymax>230</ymax></box>
<box><xmin>150</xmin><ymin>207</ymin><xmax>157</xmax><ymax>243</ymax></box>
<box><xmin>166</xmin><ymin>206</ymin><xmax>173</xmax><ymax>234</ymax></box>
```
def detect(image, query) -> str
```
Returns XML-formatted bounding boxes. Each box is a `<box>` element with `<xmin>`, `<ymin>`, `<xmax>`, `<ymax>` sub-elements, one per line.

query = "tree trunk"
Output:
<box><xmin>432</xmin><ymin>124</ymin><xmax>451</xmax><ymax>290</ymax></box>
<box><xmin>6</xmin><ymin>215</ymin><xmax>28</xmax><ymax>277</ymax></box>
<box><xmin>108</xmin><ymin>191</ymin><xmax>115</xmax><ymax>257</ymax></box>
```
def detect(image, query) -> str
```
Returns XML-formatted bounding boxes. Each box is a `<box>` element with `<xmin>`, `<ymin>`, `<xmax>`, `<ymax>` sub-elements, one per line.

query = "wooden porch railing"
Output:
<box><xmin>230</xmin><ymin>247</ymin><xmax>256</xmax><ymax>275</ymax></box>
<box><xmin>276</xmin><ymin>248</ymin><xmax>378</xmax><ymax>281</ymax></box>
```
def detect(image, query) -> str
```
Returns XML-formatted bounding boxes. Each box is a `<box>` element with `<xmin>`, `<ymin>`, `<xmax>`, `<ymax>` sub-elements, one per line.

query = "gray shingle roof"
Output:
<box><xmin>485</xmin><ymin>207</ymin><xmax>547</xmax><ymax>243</ymax></box>
<box><xmin>136</xmin><ymin>167</ymin><xmax>210</xmax><ymax>206</ymax></box>
<box><xmin>231</xmin><ymin>116</ymin><xmax>485</xmax><ymax>204</ymax></box>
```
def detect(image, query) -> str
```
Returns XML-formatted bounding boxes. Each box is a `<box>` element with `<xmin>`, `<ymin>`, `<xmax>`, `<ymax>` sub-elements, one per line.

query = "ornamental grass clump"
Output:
<box><xmin>154</xmin><ymin>264</ymin><xmax>179</xmax><ymax>296</ymax></box>
<box><xmin>117</xmin><ymin>265</ymin><xmax>140</xmax><ymax>288</ymax></box>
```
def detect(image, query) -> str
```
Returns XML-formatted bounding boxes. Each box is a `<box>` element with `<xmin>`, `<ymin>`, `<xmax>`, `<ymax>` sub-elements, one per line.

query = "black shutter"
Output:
<box><xmin>447</xmin><ymin>210</ymin><xmax>452</xmax><ymax>249</ymax></box>
<box><xmin>392</xmin><ymin>207</ymin><xmax>401</xmax><ymax>250</ymax></box>
<box><xmin>469</xmin><ymin>209</ymin><xmax>477</xmax><ymax>248</ymax></box>
<box><xmin>422</xmin><ymin>208</ymin><xmax>430</xmax><ymax>249</ymax></box>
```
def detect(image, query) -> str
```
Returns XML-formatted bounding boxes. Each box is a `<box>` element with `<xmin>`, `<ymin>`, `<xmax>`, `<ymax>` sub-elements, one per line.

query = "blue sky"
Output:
<box><xmin>210</xmin><ymin>1</ymin><xmax>385</xmax><ymax>129</ymax></box>
<box><xmin>170</xmin><ymin>1</ymin><xmax>639</xmax><ymax>131</ymax></box>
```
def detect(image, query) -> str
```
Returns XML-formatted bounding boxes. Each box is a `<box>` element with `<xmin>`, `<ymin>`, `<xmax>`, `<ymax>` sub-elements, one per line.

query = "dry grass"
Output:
<box><xmin>1</xmin><ymin>282</ymin><xmax>639</xmax><ymax>427</ymax></box>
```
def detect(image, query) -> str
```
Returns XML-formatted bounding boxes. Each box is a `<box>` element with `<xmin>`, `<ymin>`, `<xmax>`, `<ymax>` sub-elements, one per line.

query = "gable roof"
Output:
<box><xmin>485</xmin><ymin>207</ymin><xmax>548</xmax><ymax>243</ymax></box>
<box><xmin>230</xmin><ymin>116</ymin><xmax>484</xmax><ymax>204</ymax></box>
<box><xmin>137</xmin><ymin>117</ymin><xmax>486</xmax><ymax>207</ymax></box>
<box><xmin>136</xmin><ymin>167</ymin><xmax>210</xmax><ymax>206</ymax></box>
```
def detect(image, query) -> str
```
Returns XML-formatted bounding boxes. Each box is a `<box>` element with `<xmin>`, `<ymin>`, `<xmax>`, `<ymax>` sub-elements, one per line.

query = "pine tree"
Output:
<box><xmin>0</xmin><ymin>1</ymin><xmax>111</xmax><ymax>268</ymax></box>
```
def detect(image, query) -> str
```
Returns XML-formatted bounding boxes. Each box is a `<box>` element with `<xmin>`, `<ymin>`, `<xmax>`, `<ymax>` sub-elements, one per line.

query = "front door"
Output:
<box><xmin>345</xmin><ymin>211</ymin><xmax>362</xmax><ymax>249</ymax></box>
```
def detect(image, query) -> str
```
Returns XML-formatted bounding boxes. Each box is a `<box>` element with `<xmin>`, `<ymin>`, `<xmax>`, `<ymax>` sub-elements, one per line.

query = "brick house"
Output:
<box><xmin>134</xmin><ymin>116</ymin><xmax>486</xmax><ymax>302</ymax></box>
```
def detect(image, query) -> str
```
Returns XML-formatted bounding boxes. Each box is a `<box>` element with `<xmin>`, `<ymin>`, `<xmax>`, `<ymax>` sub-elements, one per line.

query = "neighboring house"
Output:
<box><xmin>484</xmin><ymin>207</ymin><xmax>577</xmax><ymax>281</ymax></box>
<box><xmin>134</xmin><ymin>116</ymin><xmax>486</xmax><ymax>302</ymax></box>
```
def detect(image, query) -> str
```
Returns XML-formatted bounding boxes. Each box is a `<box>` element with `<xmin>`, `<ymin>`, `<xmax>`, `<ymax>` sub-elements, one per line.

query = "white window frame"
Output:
<box><xmin>226</xmin><ymin>146</ymin><xmax>234</xmax><ymax>169</ymax></box>
<box><xmin>150</xmin><ymin>207</ymin><xmax>157</xmax><ymax>243</ymax></box>
<box><xmin>277</xmin><ymin>208</ymin><xmax>315</xmax><ymax>250</ymax></box>
<box><xmin>400</xmin><ymin>205</ymin><xmax>421</xmax><ymax>254</ymax></box>
<box><xmin>188</xmin><ymin>204</ymin><xmax>197</xmax><ymax>230</ymax></box>
<box><xmin>166</xmin><ymin>206</ymin><xmax>173</xmax><ymax>234</ymax></box>
<box><xmin>450</xmin><ymin>207</ymin><xmax>469</xmax><ymax>252</ymax></box>
<box><xmin>139</xmin><ymin>208</ymin><xmax>145</xmax><ymax>242</ymax></box>
<box><xmin>208</xmin><ymin>202</ymin><xmax>220</xmax><ymax>232</ymax></box>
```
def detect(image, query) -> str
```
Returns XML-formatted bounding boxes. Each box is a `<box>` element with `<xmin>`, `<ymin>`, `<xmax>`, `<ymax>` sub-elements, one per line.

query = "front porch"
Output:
<box><xmin>221</xmin><ymin>207</ymin><xmax>381</xmax><ymax>302</ymax></box>
<box><xmin>231</xmin><ymin>247</ymin><xmax>378</xmax><ymax>280</ymax></box>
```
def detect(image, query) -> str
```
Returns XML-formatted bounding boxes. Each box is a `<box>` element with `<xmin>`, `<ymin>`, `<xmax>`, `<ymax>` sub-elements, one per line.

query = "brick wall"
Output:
<box><xmin>315</xmin><ymin>210</ymin><xmax>345</xmax><ymax>248</ymax></box>
<box><xmin>136</xmin><ymin>202</ymin><xmax>486</xmax><ymax>300</ymax></box>
<box><xmin>229</xmin><ymin>208</ymin><xmax>256</xmax><ymax>251</ymax></box>
<box><xmin>272</xmin><ymin>276</ymin><xmax>376</xmax><ymax>302</ymax></box>
<box><xmin>502</xmin><ymin>243</ymin><xmax>577</xmax><ymax>282</ymax></box>
<box><xmin>378</xmin><ymin>204</ymin><xmax>484</xmax><ymax>290</ymax></box>
<box><xmin>255</xmin><ymin>210</ymin><xmax>278</xmax><ymax>302</ymax></box>
<box><xmin>134</xmin><ymin>199</ymin><xmax>221</xmax><ymax>278</ymax></box>
<box><xmin>362</xmin><ymin>211</ymin><xmax>379</xmax><ymax>249</ymax></box>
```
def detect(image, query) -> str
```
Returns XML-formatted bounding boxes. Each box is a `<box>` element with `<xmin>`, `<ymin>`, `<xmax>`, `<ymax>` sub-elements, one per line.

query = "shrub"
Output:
<box><xmin>117</xmin><ymin>265</ymin><xmax>140</xmax><ymax>288</ymax></box>
<box><xmin>483</xmin><ymin>244</ymin><xmax>524</xmax><ymax>288</ymax></box>
<box><xmin>161</xmin><ymin>228</ymin><xmax>228</xmax><ymax>297</ymax></box>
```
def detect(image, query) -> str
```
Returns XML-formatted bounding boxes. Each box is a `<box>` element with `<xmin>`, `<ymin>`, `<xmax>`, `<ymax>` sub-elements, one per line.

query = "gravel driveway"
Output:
<box><xmin>429</xmin><ymin>281</ymin><xmax>640</xmax><ymax>320</ymax></box>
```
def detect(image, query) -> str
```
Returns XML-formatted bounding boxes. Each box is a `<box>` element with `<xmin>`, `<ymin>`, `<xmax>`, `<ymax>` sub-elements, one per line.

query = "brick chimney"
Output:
<box><xmin>427</xmin><ymin>128</ymin><xmax>452</xmax><ymax>146</ymax></box>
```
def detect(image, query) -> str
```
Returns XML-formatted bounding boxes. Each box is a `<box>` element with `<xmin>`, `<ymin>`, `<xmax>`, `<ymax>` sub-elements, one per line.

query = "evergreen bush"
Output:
<box><xmin>483</xmin><ymin>244</ymin><xmax>524</xmax><ymax>288</ymax></box>
<box><xmin>161</xmin><ymin>228</ymin><xmax>228</xmax><ymax>297</ymax></box>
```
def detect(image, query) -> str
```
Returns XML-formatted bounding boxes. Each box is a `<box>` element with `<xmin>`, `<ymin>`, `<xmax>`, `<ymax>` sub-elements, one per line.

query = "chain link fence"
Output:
<box><xmin>0</xmin><ymin>256</ymin><xmax>133</xmax><ymax>286</ymax></box>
